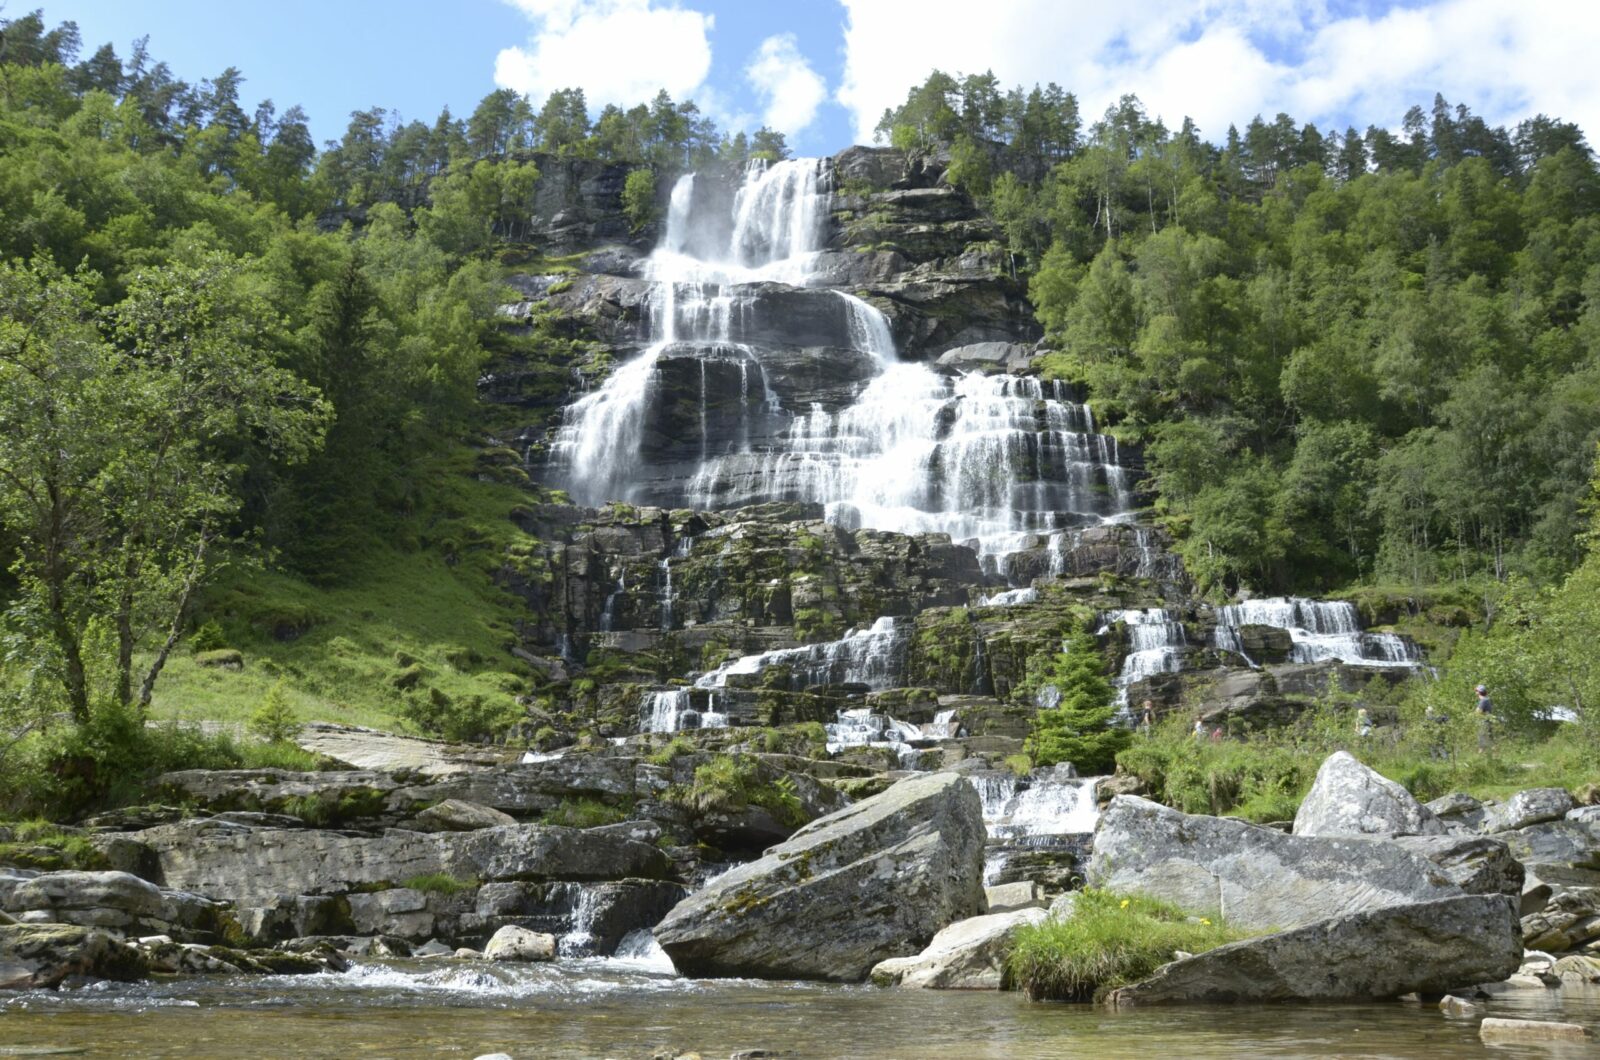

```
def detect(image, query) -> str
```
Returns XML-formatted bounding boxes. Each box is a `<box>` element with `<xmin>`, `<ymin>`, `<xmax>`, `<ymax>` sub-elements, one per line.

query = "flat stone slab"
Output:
<box><xmin>294</xmin><ymin>723</ymin><xmax>503</xmax><ymax>776</ymax></box>
<box><xmin>1479</xmin><ymin>1018</ymin><xmax>1592</xmax><ymax>1043</ymax></box>
<box><xmin>1107</xmin><ymin>895</ymin><xmax>1522</xmax><ymax>1005</ymax></box>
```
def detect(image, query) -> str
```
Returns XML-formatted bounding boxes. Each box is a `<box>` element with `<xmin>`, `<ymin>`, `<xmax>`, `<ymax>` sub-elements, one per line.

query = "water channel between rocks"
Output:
<box><xmin>2</xmin><ymin>964</ymin><xmax>1596</xmax><ymax>1059</ymax></box>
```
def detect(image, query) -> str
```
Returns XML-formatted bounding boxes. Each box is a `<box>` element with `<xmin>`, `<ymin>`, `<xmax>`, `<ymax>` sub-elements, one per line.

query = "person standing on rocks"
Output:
<box><xmin>1193</xmin><ymin>717</ymin><xmax>1206</xmax><ymax>742</ymax></box>
<box><xmin>1474</xmin><ymin>685</ymin><xmax>1494</xmax><ymax>752</ymax></box>
<box><xmin>1356</xmin><ymin>706</ymin><xmax>1373</xmax><ymax>742</ymax></box>
<box><xmin>1140</xmin><ymin>700</ymin><xmax>1155</xmax><ymax>737</ymax></box>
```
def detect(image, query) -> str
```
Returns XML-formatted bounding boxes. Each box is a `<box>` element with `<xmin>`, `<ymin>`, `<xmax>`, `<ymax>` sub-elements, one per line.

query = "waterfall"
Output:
<box><xmin>546</xmin><ymin>156</ymin><xmax>1142</xmax><ymax>563</ymax></box>
<box><xmin>1101</xmin><ymin>608</ymin><xmax>1188</xmax><ymax>706</ymax></box>
<box><xmin>971</xmin><ymin>769</ymin><xmax>1101</xmax><ymax>882</ymax></box>
<box><xmin>693</xmin><ymin>616</ymin><xmax>909</xmax><ymax>693</ymax></box>
<box><xmin>598</xmin><ymin>572</ymin><xmax>626</xmax><ymax>633</ymax></box>
<box><xmin>981</xmin><ymin>587</ymin><xmax>1038</xmax><ymax>607</ymax></box>
<box><xmin>1213</xmin><ymin>598</ymin><xmax>1421</xmax><ymax>668</ymax></box>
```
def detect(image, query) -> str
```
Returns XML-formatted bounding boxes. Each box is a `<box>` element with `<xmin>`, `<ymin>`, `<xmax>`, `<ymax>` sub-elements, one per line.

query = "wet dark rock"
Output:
<box><xmin>0</xmin><ymin>922</ymin><xmax>149</xmax><ymax>989</ymax></box>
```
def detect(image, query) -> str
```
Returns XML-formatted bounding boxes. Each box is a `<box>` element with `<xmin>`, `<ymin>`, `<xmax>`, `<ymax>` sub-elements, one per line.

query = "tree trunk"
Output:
<box><xmin>44</xmin><ymin>481</ymin><xmax>89</xmax><ymax>723</ymax></box>
<box><xmin>137</xmin><ymin>531</ymin><xmax>211</xmax><ymax>712</ymax></box>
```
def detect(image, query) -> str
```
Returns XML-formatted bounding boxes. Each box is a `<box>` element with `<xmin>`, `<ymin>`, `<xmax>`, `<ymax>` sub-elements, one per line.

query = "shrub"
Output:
<box><xmin>248</xmin><ymin>681</ymin><xmax>300</xmax><ymax>743</ymax></box>
<box><xmin>397</xmin><ymin>688</ymin><xmax>518</xmax><ymax>743</ymax></box>
<box><xmin>1006</xmin><ymin>889</ymin><xmax>1247</xmax><ymax>1001</ymax></box>
<box><xmin>646</xmin><ymin>736</ymin><xmax>695</xmax><ymax>765</ymax></box>
<box><xmin>622</xmin><ymin>168</ymin><xmax>657</xmax><ymax>232</ymax></box>
<box><xmin>189</xmin><ymin>620</ymin><xmax>228</xmax><ymax>652</ymax></box>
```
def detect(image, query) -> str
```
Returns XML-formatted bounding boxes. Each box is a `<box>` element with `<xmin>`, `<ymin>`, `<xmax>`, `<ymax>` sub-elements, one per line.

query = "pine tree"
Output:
<box><xmin>1023</xmin><ymin>632</ymin><xmax>1128</xmax><ymax>773</ymax></box>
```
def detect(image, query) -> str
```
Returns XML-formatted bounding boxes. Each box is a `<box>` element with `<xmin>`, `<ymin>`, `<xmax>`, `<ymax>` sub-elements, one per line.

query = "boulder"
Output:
<box><xmin>1479</xmin><ymin>1018</ymin><xmax>1592</xmax><ymax>1043</ymax></box>
<box><xmin>870</xmin><ymin>908</ymin><xmax>1047</xmax><ymax>989</ymax></box>
<box><xmin>136</xmin><ymin>820</ymin><xmax>672</xmax><ymax>905</ymax></box>
<box><xmin>1498</xmin><ymin>818</ymin><xmax>1600</xmax><ymax>871</ymax></box>
<box><xmin>1484</xmin><ymin>788</ymin><xmax>1576</xmax><ymax>833</ymax></box>
<box><xmin>0</xmin><ymin>923</ymin><xmax>149</xmax><ymax>990</ymax></box>
<box><xmin>483</xmin><ymin>925</ymin><xmax>556</xmax><ymax>962</ymax></box>
<box><xmin>412</xmin><ymin>800</ymin><xmax>517</xmax><ymax>832</ymax></box>
<box><xmin>1106</xmin><ymin>895</ymin><xmax>1522</xmax><ymax>1005</ymax></box>
<box><xmin>1521</xmin><ymin>887</ymin><xmax>1600</xmax><ymax>953</ymax></box>
<box><xmin>653</xmin><ymin>772</ymin><xmax>986</xmax><ymax>981</ymax></box>
<box><xmin>1292</xmin><ymin>752</ymin><xmax>1445</xmax><ymax>838</ymax></box>
<box><xmin>0</xmin><ymin>870</ymin><xmax>223</xmax><ymax>941</ymax></box>
<box><xmin>933</xmin><ymin>342</ymin><xmax>1033</xmax><ymax>374</ymax></box>
<box><xmin>984</xmin><ymin>881</ymin><xmax>1045</xmax><ymax>913</ymax></box>
<box><xmin>1089</xmin><ymin>796</ymin><xmax>1464</xmax><ymax>932</ymax></box>
<box><xmin>1426</xmin><ymin>793</ymin><xmax>1488</xmax><ymax>835</ymax></box>
<box><xmin>1390</xmin><ymin>835</ymin><xmax>1523</xmax><ymax>896</ymax></box>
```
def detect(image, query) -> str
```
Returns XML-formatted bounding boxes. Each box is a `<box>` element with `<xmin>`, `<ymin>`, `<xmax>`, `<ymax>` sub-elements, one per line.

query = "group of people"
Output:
<box><xmin>1141</xmin><ymin>684</ymin><xmax>1497</xmax><ymax>752</ymax></box>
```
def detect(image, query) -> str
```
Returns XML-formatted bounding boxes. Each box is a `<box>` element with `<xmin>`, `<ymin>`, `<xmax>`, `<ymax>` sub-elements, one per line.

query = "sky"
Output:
<box><xmin>41</xmin><ymin>0</ymin><xmax>1597</xmax><ymax>154</ymax></box>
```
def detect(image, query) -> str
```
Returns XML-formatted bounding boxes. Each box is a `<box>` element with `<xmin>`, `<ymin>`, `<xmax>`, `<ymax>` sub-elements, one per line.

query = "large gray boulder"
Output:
<box><xmin>1391</xmin><ymin>835</ymin><xmax>1523</xmax><ymax>896</ymax></box>
<box><xmin>1106</xmin><ymin>894</ymin><xmax>1522</xmax><ymax>1005</ymax></box>
<box><xmin>411</xmin><ymin>800</ymin><xmax>517</xmax><ymax>832</ymax></box>
<box><xmin>653</xmin><ymin>772</ymin><xmax>986</xmax><ymax>981</ymax></box>
<box><xmin>136</xmin><ymin>820</ymin><xmax>672</xmax><ymax>905</ymax></box>
<box><xmin>0</xmin><ymin>870</ymin><xmax>223</xmax><ymax>941</ymax></box>
<box><xmin>870</xmin><ymin>907</ymin><xmax>1047</xmax><ymax>989</ymax></box>
<box><xmin>0</xmin><ymin>923</ymin><xmax>149</xmax><ymax>990</ymax></box>
<box><xmin>1484</xmin><ymin>788</ymin><xmax>1576</xmax><ymax>833</ymax></box>
<box><xmin>1089</xmin><ymin>796</ymin><xmax>1463</xmax><ymax>932</ymax></box>
<box><xmin>1293</xmin><ymin>752</ymin><xmax>1445</xmax><ymax>838</ymax></box>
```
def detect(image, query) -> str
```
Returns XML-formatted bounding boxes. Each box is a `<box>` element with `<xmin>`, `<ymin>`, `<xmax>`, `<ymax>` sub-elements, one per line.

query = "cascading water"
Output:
<box><xmin>1213</xmin><ymin>598</ymin><xmax>1421</xmax><ymax>668</ymax></box>
<box><xmin>969</xmin><ymin>769</ymin><xmax>1101</xmax><ymax>885</ymax></box>
<box><xmin>546</xmin><ymin>157</ymin><xmax>1141</xmax><ymax>566</ymax></box>
<box><xmin>1100</xmin><ymin>608</ymin><xmax>1188</xmax><ymax>707</ymax></box>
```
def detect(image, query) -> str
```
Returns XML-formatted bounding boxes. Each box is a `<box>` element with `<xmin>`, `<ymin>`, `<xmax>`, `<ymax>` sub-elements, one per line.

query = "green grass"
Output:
<box><xmin>0</xmin><ymin>820</ymin><xmax>108</xmax><ymax>870</ymax></box>
<box><xmin>400</xmin><ymin>872</ymin><xmax>479</xmax><ymax>895</ymax></box>
<box><xmin>1117</xmin><ymin>706</ymin><xmax>1600</xmax><ymax>821</ymax></box>
<box><xmin>145</xmin><ymin>449</ymin><xmax>544</xmax><ymax>736</ymax></box>
<box><xmin>1006</xmin><ymin>889</ymin><xmax>1248</xmax><ymax>1001</ymax></box>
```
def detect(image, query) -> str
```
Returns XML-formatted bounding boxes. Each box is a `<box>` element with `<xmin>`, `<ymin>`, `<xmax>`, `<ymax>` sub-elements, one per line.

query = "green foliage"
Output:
<box><xmin>0</xmin><ymin>820</ymin><xmax>108</xmax><ymax>870</ymax></box>
<box><xmin>1021</xmin><ymin>632</ymin><xmax>1129</xmax><ymax>773</ymax></box>
<box><xmin>0</xmin><ymin>705</ymin><xmax>286</xmax><ymax>819</ymax></box>
<box><xmin>189</xmin><ymin>622</ymin><xmax>228</xmax><ymax>653</ymax></box>
<box><xmin>247</xmin><ymin>681</ymin><xmax>299</xmax><ymax>743</ymax></box>
<box><xmin>622</xmin><ymin>168</ymin><xmax>658</xmax><ymax>232</ymax></box>
<box><xmin>669</xmin><ymin>754</ymin><xmax>806</xmax><ymax>828</ymax></box>
<box><xmin>647</xmin><ymin>736</ymin><xmax>696</xmax><ymax>765</ymax></box>
<box><xmin>1006</xmin><ymin>889</ymin><xmax>1247</xmax><ymax>1001</ymax></box>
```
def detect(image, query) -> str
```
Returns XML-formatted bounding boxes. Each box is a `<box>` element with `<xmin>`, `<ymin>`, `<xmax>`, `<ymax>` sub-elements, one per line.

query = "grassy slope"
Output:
<box><xmin>146</xmin><ymin>449</ymin><xmax>545</xmax><ymax>734</ymax></box>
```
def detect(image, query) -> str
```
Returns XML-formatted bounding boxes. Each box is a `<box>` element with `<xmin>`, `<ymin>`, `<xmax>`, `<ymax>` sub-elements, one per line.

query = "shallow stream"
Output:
<box><xmin>3</xmin><ymin>956</ymin><xmax>1597</xmax><ymax>1059</ymax></box>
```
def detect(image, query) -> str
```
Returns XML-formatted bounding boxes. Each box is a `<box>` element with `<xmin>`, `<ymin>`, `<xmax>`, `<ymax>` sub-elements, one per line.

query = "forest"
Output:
<box><xmin>1</xmin><ymin>8</ymin><xmax>1597</xmax><ymax>808</ymax></box>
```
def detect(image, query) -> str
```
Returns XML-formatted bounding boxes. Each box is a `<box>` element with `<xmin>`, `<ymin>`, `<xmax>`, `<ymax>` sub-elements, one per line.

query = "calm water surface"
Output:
<box><xmin>2</xmin><ymin>956</ymin><xmax>1597</xmax><ymax>1059</ymax></box>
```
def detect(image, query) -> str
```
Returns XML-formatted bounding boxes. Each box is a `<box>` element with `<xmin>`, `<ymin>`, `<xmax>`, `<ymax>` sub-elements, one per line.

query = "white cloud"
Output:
<box><xmin>744</xmin><ymin>33</ymin><xmax>828</xmax><ymax>139</ymax></box>
<box><xmin>495</xmin><ymin>0</ymin><xmax>715</xmax><ymax>110</ymax></box>
<box><xmin>836</xmin><ymin>0</ymin><xmax>1600</xmax><ymax>147</ymax></box>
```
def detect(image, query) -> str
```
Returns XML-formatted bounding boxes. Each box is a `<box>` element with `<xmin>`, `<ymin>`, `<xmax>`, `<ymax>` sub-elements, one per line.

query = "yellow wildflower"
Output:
<box><xmin>1119</xmin><ymin>899</ymin><xmax>1130</xmax><ymax>909</ymax></box>
<box><xmin>1200</xmin><ymin>917</ymin><xmax>1212</xmax><ymax>925</ymax></box>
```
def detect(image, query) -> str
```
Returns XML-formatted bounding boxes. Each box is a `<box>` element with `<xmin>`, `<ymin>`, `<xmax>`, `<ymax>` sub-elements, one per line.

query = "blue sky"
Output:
<box><xmin>43</xmin><ymin>1</ymin><xmax>1595</xmax><ymax>153</ymax></box>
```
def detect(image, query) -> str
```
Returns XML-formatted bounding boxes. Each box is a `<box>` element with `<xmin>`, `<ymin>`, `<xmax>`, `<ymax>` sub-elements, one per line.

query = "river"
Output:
<box><xmin>3</xmin><ymin>954</ymin><xmax>1597</xmax><ymax>1059</ymax></box>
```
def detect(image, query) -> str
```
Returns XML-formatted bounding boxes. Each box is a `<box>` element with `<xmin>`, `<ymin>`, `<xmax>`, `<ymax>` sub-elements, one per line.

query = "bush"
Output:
<box><xmin>646</xmin><ymin>736</ymin><xmax>695</xmax><ymax>765</ymax></box>
<box><xmin>1006</xmin><ymin>889</ymin><xmax>1247</xmax><ymax>1001</ymax></box>
<box><xmin>189</xmin><ymin>620</ymin><xmax>228</xmax><ymax>653</ymax></box>
<box><xmin>1</xmin><ymin>705</ymin><xmax>252</xmax><ymax>819</ymax></box>
<box><xmin>248</xmin><ymin>681</ymin><xmax>299</xmax><ymax>743</ymax></box>
<box><xmin>621</xmin><ymin>167</ymin><xmax>657</xmax><ymax>232</ymax></box>
<box><xmin>397</xmin><ymin>688</ymin><xmax>518</xmax><ymax>743</ymax></box>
